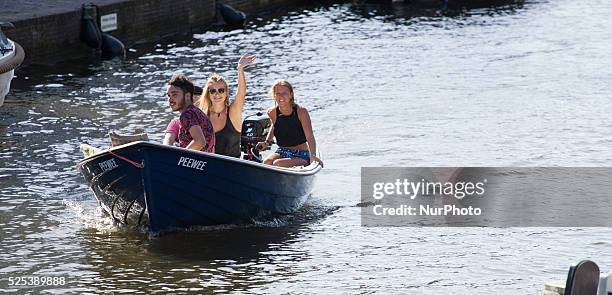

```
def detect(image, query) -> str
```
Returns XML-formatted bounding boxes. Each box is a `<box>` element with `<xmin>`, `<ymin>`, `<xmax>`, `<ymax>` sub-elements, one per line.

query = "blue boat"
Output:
<box><xmin>77</xmin><ymin>141</ymin><xmax>321</xmax><ymax>233</ymax></box>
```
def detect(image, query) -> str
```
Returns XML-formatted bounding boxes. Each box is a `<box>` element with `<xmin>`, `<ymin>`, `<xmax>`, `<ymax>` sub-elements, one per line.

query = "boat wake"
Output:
<box><xmin>65</xmin><ymin>197</ymin><xmax>340</xmax><ymax>234</ymax></box>
<box><xmin>252</xmin><ymin>202</ymin><xmax>341</xmax><ymax>227</ymax></box>
<box><xmin>63</xmin><ymin>199</ymin><xmax>122</xmax><ymax>233</ymax></box>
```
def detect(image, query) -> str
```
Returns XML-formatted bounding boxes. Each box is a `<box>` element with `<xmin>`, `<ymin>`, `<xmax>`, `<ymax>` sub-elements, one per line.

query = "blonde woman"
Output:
<box><xmin>256</xmin><ymin>80</ymin><xmax>323</xmax><ymax>168</ymax></box>
<box><xmin>198</xmin><ymin>53</ymin><xmax>256</xmax><ymax>157</ymax></box>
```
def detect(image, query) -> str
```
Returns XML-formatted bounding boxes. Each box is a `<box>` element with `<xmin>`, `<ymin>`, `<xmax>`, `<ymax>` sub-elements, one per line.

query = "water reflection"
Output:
<box><xmin>351</xmin><ymin>0</ymin><xmax>526</xmax><ymax>19</ymax></box>
<box><xmin>75</xmin><ymin>208</ymin><xmax>337</xmax><ymax>292</ymax></box>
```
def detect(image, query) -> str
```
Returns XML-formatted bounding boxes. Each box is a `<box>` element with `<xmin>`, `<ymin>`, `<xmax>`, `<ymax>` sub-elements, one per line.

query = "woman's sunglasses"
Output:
<box><xmin>208</xmin><ymin>88</ymin><xmax>225</xmax><ymax>94</ymax></box>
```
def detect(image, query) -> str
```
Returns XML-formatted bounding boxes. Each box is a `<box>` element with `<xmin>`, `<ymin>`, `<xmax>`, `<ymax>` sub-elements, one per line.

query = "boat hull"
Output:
<box><xmin>0</xmin><ymin>40</ymin><xmax>25</xmax><ymax>106</ymax></box>
<box><xmin>0</xmin><ymin>70</ymin><xmax>13</xmax><ymax>106</ymax></box>
<box><xmin>77</xmin><ymin>142</ymin><xmax>320</xmax><ymax>232</ymax></box>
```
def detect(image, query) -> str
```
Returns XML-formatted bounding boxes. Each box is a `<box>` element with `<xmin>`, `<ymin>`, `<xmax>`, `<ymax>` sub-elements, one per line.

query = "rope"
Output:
<box><xmin>109</xmin><ymin>150</ymin><xmax>143</xmax><ymax>169</ymax></box>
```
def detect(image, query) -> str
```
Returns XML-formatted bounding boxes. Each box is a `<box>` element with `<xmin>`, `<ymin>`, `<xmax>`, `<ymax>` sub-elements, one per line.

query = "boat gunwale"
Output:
<box><xmin>77</xmin><ymin>141</ymin><xmax>322</xmax><ymax>176</ymax></box>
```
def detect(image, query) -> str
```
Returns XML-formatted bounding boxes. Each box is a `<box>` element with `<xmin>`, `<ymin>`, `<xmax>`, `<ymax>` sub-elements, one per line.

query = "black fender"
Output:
<box><xmin>80</xmin><ymin>8</ymin><xmax>103</xmax><ymax>49</ymax></box>
<box><xmin>218</xmin><ymin>4</ymin><xmax>246</xmax><ymax>26</ymax></box>
<box><xmin>101</xmin><ymin>33</ymin><xmax>126</xmax><ymax>59</ymax></box>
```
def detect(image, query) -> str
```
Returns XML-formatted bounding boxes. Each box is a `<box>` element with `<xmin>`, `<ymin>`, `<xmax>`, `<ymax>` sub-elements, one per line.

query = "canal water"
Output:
<box><xmin>2</xmin><ymin>0</ymin><xmax>612</xmax><ymax>293</ymax></box>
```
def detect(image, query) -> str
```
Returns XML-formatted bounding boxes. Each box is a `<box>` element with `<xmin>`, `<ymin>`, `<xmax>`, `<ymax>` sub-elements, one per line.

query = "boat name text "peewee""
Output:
<box><xmin>177</xmin><ymin>157</ymin><xmax>207</xmax><ymax>171</ymax></box>
<box><xmin>99</xmin><ymin>158</ymin><xmax>119</xmax><ymax>172</ymax></box>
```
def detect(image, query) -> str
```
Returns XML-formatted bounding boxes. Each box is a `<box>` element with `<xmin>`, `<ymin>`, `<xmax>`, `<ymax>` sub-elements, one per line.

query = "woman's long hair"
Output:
<box><xmin>198</xmin><ymin>73</ymin><xmax>230</xmax><ymax>115</ymax></box>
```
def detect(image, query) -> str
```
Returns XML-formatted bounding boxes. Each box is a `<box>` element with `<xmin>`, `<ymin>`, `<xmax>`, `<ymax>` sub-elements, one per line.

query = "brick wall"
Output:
<box><xmin>5</xmin><ymin>0</ymin><xmax>215</xmax><ymax>64</ymax></box>
<box><xmin>7</xmin><ymin>10</ymin><xmax>87</xmax><ymax>64</ymax></box>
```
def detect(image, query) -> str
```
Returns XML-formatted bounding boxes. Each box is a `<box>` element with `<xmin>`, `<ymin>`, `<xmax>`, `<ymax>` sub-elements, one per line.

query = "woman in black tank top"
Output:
<box><xmin>196</xmin><ymin>53</ymin><xmax>256</xmax><ymax>157</ymax></box>
<box><xmin>214</xmin><ymin>110</ymin><xmax>241</xmax><ymax>157</ymax></box>
<box><xmin>256</xmin><ymin>79</ymin><xmax>324</xmax><ymax>168</ymax></box>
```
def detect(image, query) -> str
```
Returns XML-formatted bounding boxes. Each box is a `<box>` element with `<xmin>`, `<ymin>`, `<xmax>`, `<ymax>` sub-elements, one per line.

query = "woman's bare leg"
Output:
<box><xmin>273</xmin><ymin>158</ymin><xmax>308</xmax><ymax>167</ymax></box>
<box><xmin>263</xmin><ymin>153</ymin><xmax>282</xmax><ymax>165</ymax></box>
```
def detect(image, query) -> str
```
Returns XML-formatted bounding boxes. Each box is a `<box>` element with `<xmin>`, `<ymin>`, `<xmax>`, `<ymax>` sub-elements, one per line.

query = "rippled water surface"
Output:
<box><xmin>1</xmin><ymin>0</ymin><xmax>612</xmax><ymax>293</ymax></box>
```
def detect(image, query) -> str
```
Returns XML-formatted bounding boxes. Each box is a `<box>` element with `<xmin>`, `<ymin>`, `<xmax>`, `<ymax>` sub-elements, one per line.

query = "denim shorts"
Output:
<box><xmin>275</xmin><ymin>147</ymin><xmax>310</xmax><ymax>163</ymax></box>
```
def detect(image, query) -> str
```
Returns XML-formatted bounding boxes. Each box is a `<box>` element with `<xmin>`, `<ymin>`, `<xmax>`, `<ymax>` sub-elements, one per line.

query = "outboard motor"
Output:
<box><xmin>241</xmin><ymin>112</ymin><xmax>271</xmax><ymax>162</ymax></box>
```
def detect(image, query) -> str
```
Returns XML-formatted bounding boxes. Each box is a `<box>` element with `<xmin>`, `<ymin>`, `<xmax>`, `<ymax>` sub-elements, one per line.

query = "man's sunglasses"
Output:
<box><xmin>208</xmin><ymin>88</ymin><xmax>225</xmax><ymax>94</ymax></box>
